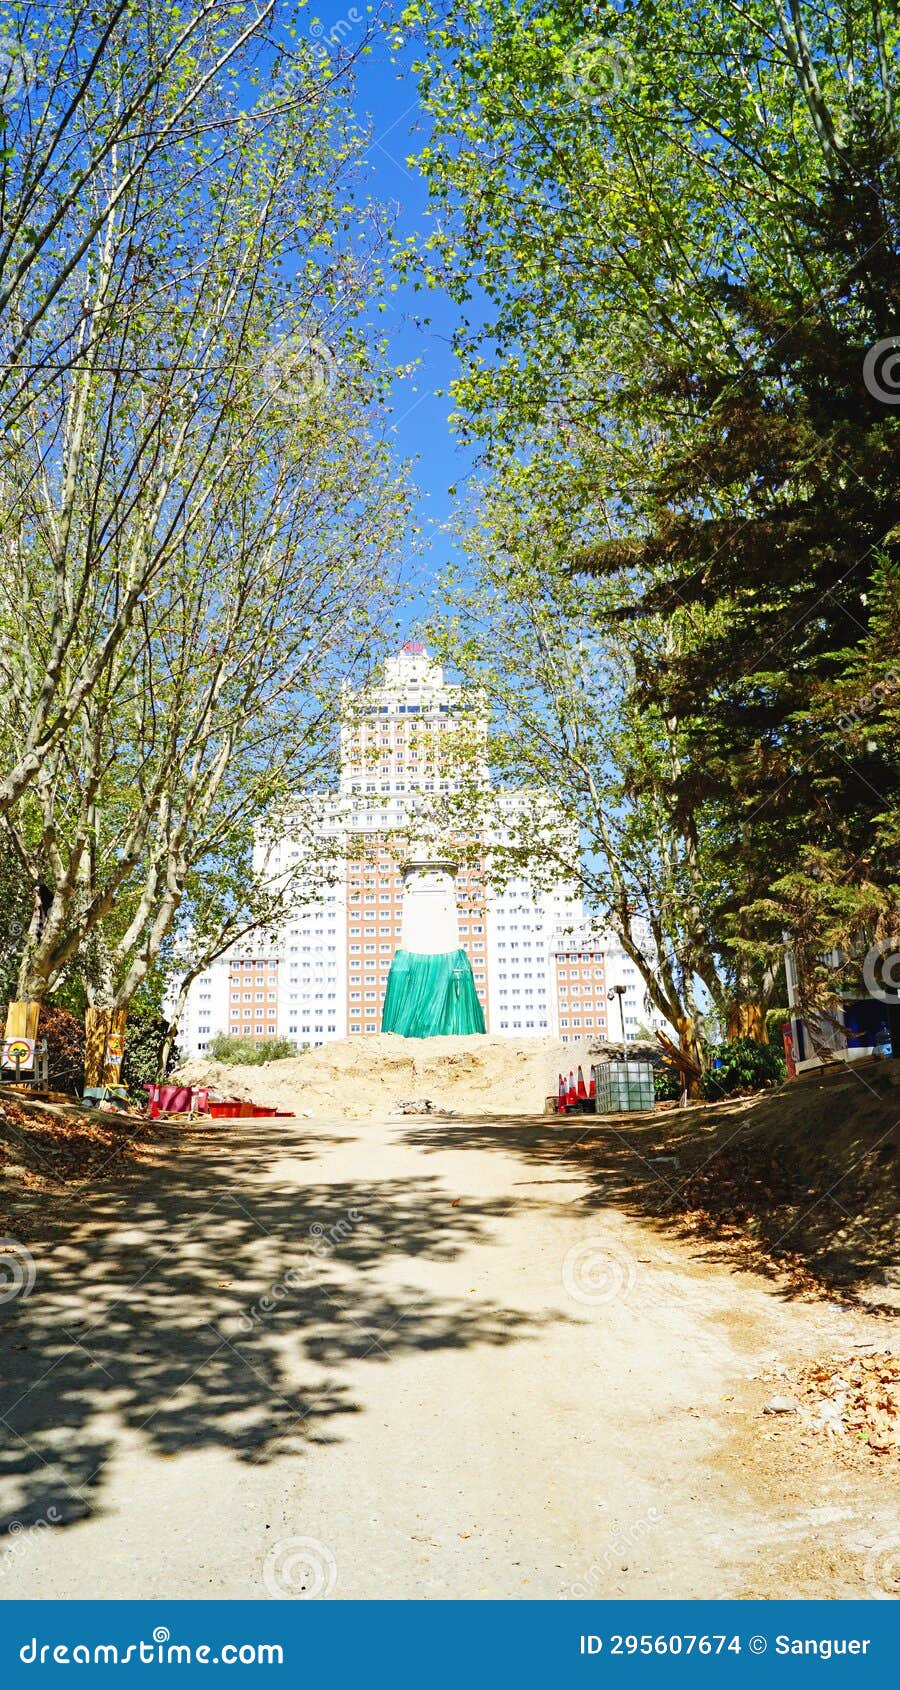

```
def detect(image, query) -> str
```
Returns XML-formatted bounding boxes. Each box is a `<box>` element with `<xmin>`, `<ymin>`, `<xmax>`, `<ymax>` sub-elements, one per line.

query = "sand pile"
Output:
<box><xmin>173</xmin><ymin>1033</ymin><xmax>654</xmax><ymax>1119</ymax></box>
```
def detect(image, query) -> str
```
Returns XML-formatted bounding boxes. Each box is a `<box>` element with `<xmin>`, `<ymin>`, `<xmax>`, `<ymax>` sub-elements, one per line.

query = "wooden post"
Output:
<box><xmin>674</xmin><ymin>1015</ymin><xmax>703</xmax><ymax>1098</ymax></box>
<box><xmin>726</xmin><ymin>1003</ymin><xmax>769</xmax><ymax>1043</ymax></box>
<box><xmin>103</xmin><ymin>1009</ymin><xmax>128</xmax><ymax>1087</ymax></box>
<box><xmin>3</xmin><ymin>1001</ymin><xmax>41</xmax><ymax>1085</ymax></box>
<box><xmin>84</xmin><ymin>1007</ymin><xmax>128</xmax><ymax>1089</ymax></box>
<box><xmin>656</xmin><ymin>1025</ymin><xmax>703</xmax><ymax>1102</ymax></box>
<box><xmin>4</xmin><ymin>1000</ymin><xmax>41</xmax><ymax>1042</ymax></box>
<box><xmin>84</xmin><ymin>1007</ymin><xmax>111</xmax><ymax>1089</ymax></box>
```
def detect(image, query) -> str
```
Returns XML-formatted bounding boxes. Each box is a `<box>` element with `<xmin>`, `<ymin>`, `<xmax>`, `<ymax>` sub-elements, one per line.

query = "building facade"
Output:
<box><xmin>549</xmin><ymin>920</ymin><xmax>663</xmax><ymax>1046</ymax></box>
<box><xmin>175</xmin><ymin>646</ymin><xmax>666</xmax><ymax>1055</ymax></box>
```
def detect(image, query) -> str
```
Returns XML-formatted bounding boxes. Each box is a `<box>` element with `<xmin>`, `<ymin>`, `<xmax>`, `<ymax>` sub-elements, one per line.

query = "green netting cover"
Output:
<box><xmin>381</xmin><ymin>948</ymin><xmax>486</xmax><ymax>1038</ymax></box>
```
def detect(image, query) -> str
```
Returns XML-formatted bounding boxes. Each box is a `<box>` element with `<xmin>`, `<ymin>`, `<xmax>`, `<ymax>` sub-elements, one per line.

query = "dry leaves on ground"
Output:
<box><xmin>0</xmin><ymin>1098</ymin><xmax>150</xmax><ymax>1202</ymax></box>
<box><xmin>765</xmin><ymin>1351</ymin><xmax>899</xmax><ymax>1465</ymax></box>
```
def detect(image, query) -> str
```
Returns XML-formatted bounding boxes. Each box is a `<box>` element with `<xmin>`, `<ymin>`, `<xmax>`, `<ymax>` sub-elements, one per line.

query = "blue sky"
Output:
<box><xmin>339</xmin><ymin>6</ymin><xmax>479</xmax><ymax>632</ymax></box>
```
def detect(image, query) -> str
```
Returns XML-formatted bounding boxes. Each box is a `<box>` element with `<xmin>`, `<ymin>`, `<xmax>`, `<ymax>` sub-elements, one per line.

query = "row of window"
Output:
<box><xmin>559</xmin><ymin>1015</ymin><xmax>637</xmax><ymax>1028</ymax></box>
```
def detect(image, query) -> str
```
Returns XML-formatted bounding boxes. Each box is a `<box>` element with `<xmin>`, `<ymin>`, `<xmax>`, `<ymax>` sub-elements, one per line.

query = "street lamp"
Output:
<box><xmin>608</xmin><ymin>984</ymin><xmax>628</xmax><ymax>1061</ymax></box>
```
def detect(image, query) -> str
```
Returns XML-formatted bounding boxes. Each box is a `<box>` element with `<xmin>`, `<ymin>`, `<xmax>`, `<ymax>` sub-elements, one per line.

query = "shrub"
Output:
<box><xmin>37</xmin><ymin>1004</ymin><xmax>85</xmax><ymax>1094</ymax></box>
<box><xmin>653</xmin><ymin>1063</ymin><xmax>683</xmax><ymax>1102</ymax></box>
<box><xmin>208</xmin><ymin>1034</ymin><xmax>297</xmax><ymax>1065</ymax></box>
<box><xmin>701</xmin><ymin>1036</ymin><xmax>787</xmax><ymax>1101</ymax></box>
<box><xmin>122</xmin><ymin>1005</ymin><xmax>179</xmax><ymax>1096</ymax></box>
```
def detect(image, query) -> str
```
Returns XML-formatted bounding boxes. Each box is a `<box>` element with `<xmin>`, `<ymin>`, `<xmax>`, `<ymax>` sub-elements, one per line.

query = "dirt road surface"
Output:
<box><xmin>0</xmin><ymin>1112</ymin><xmax>896</xmax><ymax>1599</ymax></box>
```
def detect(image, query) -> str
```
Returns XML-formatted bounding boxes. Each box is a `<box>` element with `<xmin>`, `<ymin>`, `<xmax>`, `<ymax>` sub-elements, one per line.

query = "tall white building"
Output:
<box><xmin>175</xmin><ymin>645</ymin><xmax>666</xmax><ymax>1055</ymax></box>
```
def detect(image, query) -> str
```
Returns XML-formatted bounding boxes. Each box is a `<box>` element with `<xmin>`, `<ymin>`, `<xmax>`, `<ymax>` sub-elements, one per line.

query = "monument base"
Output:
<box><xmin>381</xmin><ymin>948</ymin><xmax>486</xmax><ymax>1038</ymax></box>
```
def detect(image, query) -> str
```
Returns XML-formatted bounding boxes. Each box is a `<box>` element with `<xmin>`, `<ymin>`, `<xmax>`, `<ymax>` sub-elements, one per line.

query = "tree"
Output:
<box><xmin>424</xmin><ymin>510</ymin><xmax>751</xmax><ymax>1072</ymax></box>
<box><xmin>0</xmin><ymin>1</ymin><xmax>410</xmax><ymax>1079</ymax></box>
<box><xmin>0</xmin><ymin>0</ymin><xmax>289</xmax><ymax>814</ymax></box>
<box><xmin>406</xmin><ymin>0</ymin><xmax>900</xmax><ymax>1014</ymax></box>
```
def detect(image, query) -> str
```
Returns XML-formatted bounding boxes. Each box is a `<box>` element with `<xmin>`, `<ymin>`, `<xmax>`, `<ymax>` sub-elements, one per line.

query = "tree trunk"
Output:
<box><xmin>15</xmin><ymin>953</ymin><xmax>52</xmax><ymax>1004</ymax></box>
<box><xmin>158</xmin><ymin>1018</ymin><xmax>179</xmax><ymax>1078</ymax></box>
<box><xmin>84</xmin><ymin>1006</ymin><xmax>128</xmax><ymax>1089</ymax></box>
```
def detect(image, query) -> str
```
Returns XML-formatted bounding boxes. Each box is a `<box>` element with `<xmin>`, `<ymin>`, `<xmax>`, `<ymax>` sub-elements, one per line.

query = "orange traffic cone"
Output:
<box><xmin>567</xmin><ymin>1070</ymin><xmax>577</xmax><ymax>1110</ymax></box>
<box><xmin>577</xmin><ymin>1065</ymin><xmax>588</xmax><ymax>1105</ymax></box>
<box><xmin>558</xmin><ymin>1073</ymin><xmax>567</xmax><ymax>1114</ymax></box>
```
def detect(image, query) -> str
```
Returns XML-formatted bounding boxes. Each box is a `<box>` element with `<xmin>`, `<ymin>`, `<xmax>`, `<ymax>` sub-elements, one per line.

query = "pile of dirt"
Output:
<box><xmin>173</xmin><ymin>1033</ymin><xmax>658</xmax><ymax>1120</ymax></box>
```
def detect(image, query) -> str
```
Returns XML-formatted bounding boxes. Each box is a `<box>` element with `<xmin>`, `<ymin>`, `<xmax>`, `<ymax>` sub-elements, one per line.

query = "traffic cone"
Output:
<box><xmin>588</xmin><ymin>1066</ymin><xmax>596</xmax><ymax>1102</ymax></box>
<box><xmin>558</xmin><ymin>1073</ymin><xmax>567</xmax><ymax>1114</ymax></box>
<box><xmin>567</xmin><ymin>1069</ymin><xmax>577</xmax><ymax>1109</ymax></box>
<box><xmin>577</xmin><ymin>1065</ymin><xmax>588</xmax><ymax>1105</ymax></box>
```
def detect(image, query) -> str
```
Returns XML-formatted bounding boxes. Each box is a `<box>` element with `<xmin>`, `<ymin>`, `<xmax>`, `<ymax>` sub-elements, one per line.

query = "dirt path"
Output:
<box><xmin>0</xmin><ymin>1112</ymin><xmax>896</xmax><ymax>1599</ymax></box>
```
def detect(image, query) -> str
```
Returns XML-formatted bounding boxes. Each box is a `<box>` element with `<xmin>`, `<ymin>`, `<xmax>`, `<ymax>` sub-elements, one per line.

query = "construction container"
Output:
<box><xmin>592</xmin><ymin>1060</ymin><xmax>655</xmax><ymax>1114</ymax></box>
<box><xmin>146</xmin><ymin>1083</ymin><xmax>194</xmax><ymax>1113</ymax></box>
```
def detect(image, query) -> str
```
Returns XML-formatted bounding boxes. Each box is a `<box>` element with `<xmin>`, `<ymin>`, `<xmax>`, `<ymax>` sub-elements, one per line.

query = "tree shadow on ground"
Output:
<box><xmin>0</xmin><ymin>1122</ymin><xmax>554</xmax><ymax>1535</ymax></box>
<box><xmin>401</xmin><ymin>1076</ymin><xmax>900</xmax><ymax>1305</ymax></box>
